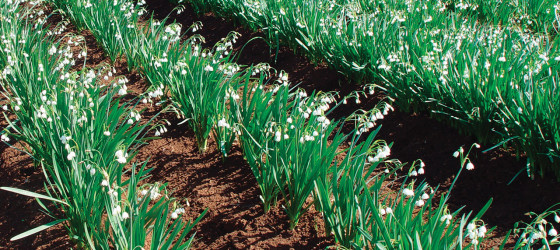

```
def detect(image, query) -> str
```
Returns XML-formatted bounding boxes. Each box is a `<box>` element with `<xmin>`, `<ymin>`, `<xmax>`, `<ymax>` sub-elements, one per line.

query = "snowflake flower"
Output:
<box><xmin>115</xmin><ymin>150</ymin><xmax>128</xmax><ymax>164</ymax></box>
<box><xmin>403</xmin><ymin>188</ymin><xmax>414</xmax><ymax>197</ymax></box>
<box><xmin>67</xmin><ymin>151</ymin><xmax>76</xmax><ymax>161</ymax></box>
<box><xmin>112</xmin><ymin>206</ymin><xmax>121</xmax><ymax>216</ymax></box>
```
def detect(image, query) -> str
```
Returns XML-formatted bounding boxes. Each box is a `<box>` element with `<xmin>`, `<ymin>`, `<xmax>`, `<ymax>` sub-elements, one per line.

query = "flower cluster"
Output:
<box><xmin>115</xmin><ymin>149</ymin><xmax>129</xmax><ymax>164</ymax></box>
<box><xmin>466</xmin><ymin>221</ymin><xmax>487</xmax><ymax>245</ymax></box>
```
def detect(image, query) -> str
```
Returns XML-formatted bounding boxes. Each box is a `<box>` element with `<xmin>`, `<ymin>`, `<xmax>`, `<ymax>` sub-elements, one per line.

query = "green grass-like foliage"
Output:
<box><xmin>511</xmin><ymin>203</ymin><xmax>560</xmax><ymax>249</ymax></box>
<box><xmin>230</xmin><ymin>73</ymin><xmax>349</xmax><ymax>228</ymax></box>
<box><xmin>50</xmin><ymin>0</ymin><xmax>243</xmax><ymax>157</ymax></box>
<box><xmin>184</xmin><ymin>0</ymin><xmax>560</xmax><ymax>179</ymax></box>
<box><xmin>0</xmin><ymin>1</ymin><xmax>205</xmax><ymax>248</ymax></box>
<box><xmin>40</xmin><ymin>0</ymin><xmax>500</xmax><ymax>248</ymax></box>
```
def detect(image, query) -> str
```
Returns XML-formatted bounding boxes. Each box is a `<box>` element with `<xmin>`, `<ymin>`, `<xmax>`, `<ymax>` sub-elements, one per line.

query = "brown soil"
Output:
<box><xmin>2</xmin><ymin>1</ymin><xmax>560</xmax><ymax>249</ymax></box>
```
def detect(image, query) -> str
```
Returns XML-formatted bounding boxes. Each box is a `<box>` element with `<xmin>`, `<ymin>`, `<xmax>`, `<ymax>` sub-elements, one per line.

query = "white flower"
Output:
<box><xmin>498</xmin><ymin>56</ymin><xmax>506</xmax><ymax>62</ymax></box>
<box><xmin>549</xmin><ymin>228</ymin><xmax>558</xmax><ymax>236</ymax></box>
<box><xmin>115</xmin><ymin>150</ymin><xmax>128</xmax><ymax>164</ymax></box>
<box><xmin>279</xmin><ymin>72</ymin><xmax>288</xmax><ymax>82</ymax></box>
<box><xmin>385</xmin><ymin>207</ymin><xmax>393</xmax><ymax>214</ymax></box>
<box><xmin>286</xmin><ymin>117</ymin><xmax>293</xmax><ymax>123</ymax></box>
<box><xmin>403</xmin><ymin>188</ymin><xmax>414</xmax><ymax>197</ymax></box>
<box><xmin>109</xmin><ymin>189</ymin><xmax>118</xmax><ymax>197</ymax></box>
<box><xmin>474</xmin><ymin>143</ymin><xmax>481</xmax><ymax>148</ymax></box>
<box><xmin>67</xmin><ymin>151</ymin><xmax>76</xmax><ymax>161</ymax></box>
<box><xmin>171</xmin><ymin>207</ymin><xmax>185</xmax><ymax>219</ymax></box>
<box><xmin>466</xmin><ymin>162</ymin><xmax>475</xmax><ymax>170</ymax></box>
<box><xmin>415</xmin><ymin>200</ymin><xmax>425</xmax><ymax>207</ymax></box>
<box><xmin>204</xmin><ymin>65</ymin><xmax>213</xmax><ymax>72</ymax></box>
<box><xmin>48</xmin><ymin>45</ymin><xmax>57</xmax><ymax>55</ymax></box>
<box><xmin>380</xmin><ymin>208</ymin><xmax>386</xmax><ymax>215</ymax></box>
<box><xmin>554</xmin><ymin>214</ymin><xmax>560</xmax><ymax>223</ymax></box>
<box><xmin>101</xmin><ymin>179</ymin><xmax>109</xmax><ymax>186</ymax></box>
<box><xmin>453</xmin><ymin>151</ymin><xmax>459</xmax><ymax>158</ymax></box>
<box><xmin>421</xmin><ymin>193</ymin><xmax>430</xmax><ymax>200</ymax></box>
<box><xmin>418</xmin><ymin>168</ymin><xmax>425</xmax><ymax>175</ymax></box>
<box><xmin>150</xmin><ymin>188</ymin><xmax>161</xmax><ymax>200</ymax></box>
<box><xmin>112</xmin><ymin>206</ymin><xmax>122</xmax><ymax>216</ymax></box>
<box><xmin>375</xmin><ymin>146</ymin><xmax>391</xmax><ymax>160</ymax></box>
<box><xmin>410</xmin><ymin>170</ymin><xmax>418</xmax><ymax>177</ymax></box>
<box><xmin>274</xmin><ymin>131</ymin><xmax>281</xmax><ymax>142</ymax></box>
<box><xmin>60</xmin><ymin>135</ymin><xmax>70</xmax><ymax>144</ymax></box>
<box><xmin>118</xmin><ymin>87</ymin><xmax>127</xmax><ymax>96</ymax></box>
<box><xmin>424</xmin><ymin>15</ymin><xmax>432</xmax><ymax>23</ymax></box>
<box><xmin>217</xmin><ymin>118</ymin><xmax>230</xmax><ymax>128</ymax></box>
<box><xmin>121</xmin><ymin>211</ymin><xmax>129</xmax><ymax>219</ymax></box>
<box><xmin>477</xmin><ymin>225</ymin><xmax>487</xmax><ymax>238</ymax></box>
<box><xmin>104</xmin><ymin>131</ymin><xmax>111</xmax><ymax>136</ymax></box>
<box><xmin>467</xmin><ymin>223</ymin><xmax>476</xmax><ymax>232</ymax></box>
<box><xmin>441</xmin><ymin>214</ymin><xmax>452</xmax><ymax>225</ymax></box>
<box><xmin>0</xmin><ymin>134</ymin><xmax>9</xmax><ymax>142</ymax></box>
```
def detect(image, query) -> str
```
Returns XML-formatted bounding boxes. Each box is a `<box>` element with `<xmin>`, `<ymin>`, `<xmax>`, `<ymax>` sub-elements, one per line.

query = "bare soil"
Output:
<box><xmin>1</xmin><ymin>2</ymin><xmax>559</xmax><ymax>249</ymax></box>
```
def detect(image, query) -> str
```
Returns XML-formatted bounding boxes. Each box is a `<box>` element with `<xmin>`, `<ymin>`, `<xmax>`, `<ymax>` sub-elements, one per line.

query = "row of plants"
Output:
<box><xmin>47</xmin><ymin>0</ymin><xmax>242</xmax><ymax>158</ymax></box>
<box><xmin>41</xmin><ymin>0</ymin><xmax>560</xmax><ymax>248</ymax></box>
<box><xmin>180</xmin><ymin>0</ymin><xmax>560</xmax><ymax>179</ymax></box>
<box><xmin>41</xmin><ymin>0</ymin><xmax>507</xmax><ymax>248</ymax></box>
<box><xmin>0</xmin><ymin>0</ymin><xmax>205</xmax><ymax>248</ymax></box>
<box><xmin>351</xmin><ymin>0</ymin><xmax>559</xmax><ymax>34</ymax></box>
<box><xmin>446</xmin><ymin>0</ymin><xmax>559</xmax><ymax>34</ymax></box>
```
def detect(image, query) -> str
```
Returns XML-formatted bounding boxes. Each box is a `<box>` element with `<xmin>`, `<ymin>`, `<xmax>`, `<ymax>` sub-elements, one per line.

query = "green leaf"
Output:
<box><xmin>11</xmin><ymin>219</ymin><xmax>66</xmax><ymax>241</ymax></box>
<box><xmin>1</xmin><ymin>187</ymin><xmax>69</xmax><ymax>206</ymax></box>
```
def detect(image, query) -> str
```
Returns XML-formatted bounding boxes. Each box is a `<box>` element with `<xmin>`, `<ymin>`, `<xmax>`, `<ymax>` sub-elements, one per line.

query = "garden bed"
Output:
<box><xmin>1</xmin><ymin>1</ymin><xmax>560</xmax><ymax>249</ymax></box>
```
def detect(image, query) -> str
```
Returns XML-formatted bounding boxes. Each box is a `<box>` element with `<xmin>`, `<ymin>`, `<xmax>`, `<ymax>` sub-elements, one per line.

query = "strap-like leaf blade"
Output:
<box><xmin>1</xmin><ymin>187</ymin><xmax>68</xmax><ymax>206</ymax></box>
<box><xmin>11</xmin><ymin>219</ymin><xmax>66</xmax><ymax>241</ymax></box>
